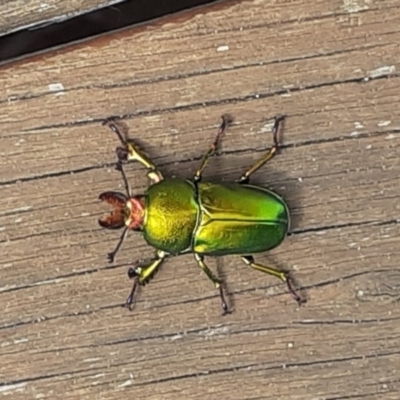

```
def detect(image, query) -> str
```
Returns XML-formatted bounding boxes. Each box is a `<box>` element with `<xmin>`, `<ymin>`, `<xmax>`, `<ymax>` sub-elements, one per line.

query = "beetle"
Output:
<box><xmin>99</xmin><ymin>114</ymin><xmax>304</xmax><ymax>313</ymax></box>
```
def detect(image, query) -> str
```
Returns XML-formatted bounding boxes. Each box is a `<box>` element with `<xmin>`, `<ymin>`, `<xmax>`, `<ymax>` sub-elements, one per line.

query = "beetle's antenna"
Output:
<box><xmin>107</xmin><ymin>227</ymin><xmax>128</xmax><ymax>263</ymax></box>
<box><xmin>102</xmin><ymin>164</ymin><xmax>132</xmax><ymax>263</ymax></box>
<box><xmin>115</xmin><ymin>162</ymin><xmax>131</xmax><ymax>197</ymax></box>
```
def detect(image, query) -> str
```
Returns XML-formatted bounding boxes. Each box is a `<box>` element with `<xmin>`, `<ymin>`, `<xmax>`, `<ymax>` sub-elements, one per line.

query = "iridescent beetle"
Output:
<box><xmin>99</xmin><ymin>115</ymin><xmax>304</xmax><ymax>313</ymax></box>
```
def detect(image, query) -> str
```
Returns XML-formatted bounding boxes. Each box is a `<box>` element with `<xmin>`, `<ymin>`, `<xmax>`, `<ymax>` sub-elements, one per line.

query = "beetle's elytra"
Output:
<box><xmin>99</xmin><ymin>115</ymin><xmax>304</xmax><ymax>313</ymax></box>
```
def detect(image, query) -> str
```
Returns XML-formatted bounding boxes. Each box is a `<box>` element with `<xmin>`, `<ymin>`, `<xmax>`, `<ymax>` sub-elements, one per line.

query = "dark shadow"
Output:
<box><xmin>0</xmin><ymin>0</ymin><xmax>226</xmax><ymax>64</ymax></box>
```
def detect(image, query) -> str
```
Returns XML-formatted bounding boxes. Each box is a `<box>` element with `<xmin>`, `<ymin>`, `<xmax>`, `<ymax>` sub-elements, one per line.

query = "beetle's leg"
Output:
<box><xmin>125</xmin><ymin>250</ymin><xmax>166</xmax><ymax>310</ymax></box>
<box><xmin>194</xmin><ymin>254</ymin><xmax>229</xmax><ymax>314</ymax></box>
<box><xmin>238</xmin><ymin>115</ymin><xmax>284</xmax><ymax>184</ymax></box>
<box><xmin>103</xmin><ymin>119</ymin><xmax>163</xmax><ymax>184</ymax></box>
<box><xmin>241</xmin><ymin>255</ymin><xmax>304</xmax><ymax>305</ymax></box>
<box><xmin>194</xmin><ymin>115</ymin><xmax>232</xmax><ymax>182</ymax></box>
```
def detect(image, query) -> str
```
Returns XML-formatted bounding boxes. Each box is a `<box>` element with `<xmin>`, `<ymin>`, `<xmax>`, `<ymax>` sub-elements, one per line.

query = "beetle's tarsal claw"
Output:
<box><xmin>107</xmin><ymin>252</ymin><xmax>115</xmax><ymax>263</ymax></box>
<box><xmin>106</xmin><ymin>227</ymin><xmax>128</xmax><ymax>263</ymax></box>
<box><xmin>292</xmin><ymin>290</ymin><xmax>306</xmax><ymax>306</ymax></box>
<box><xmin>298</xmin><ymin>297</ymin><xmax>307</xmax><ymax>306</ymax></box>
<box><xmin>102</xmin><ymin>116</ymin><xmax>118</xmax><ymax>126</ymax></box>
<box><xmin>274</xmin><ymin>114</ymin><xmax>285</xmax><ymax>123</ymax></box>
<box><xmin>219</xmin><ymin>286</ymin><xmax>230</xmax><ymax>315</ymax></box>
<box><xmin>285</xmin><ymin>274</ymin><xmax>305</xmax><ymax>305</ymax></box>
<box><xmin>103</xmin><ymin>119</ymin><xmax>130</xmax><ymax>145</ymax></box>
<box><xmin>292</xmin><ymin>293</ymin><xmax>306</xmax><ymax>306</ymax></box>
<box><xmin>222</xmin><ymin>308</ymin><xmax>232</xmax><ymax>316</ymax></box>
<box><xmin>221</xmin><ymin>114</ymin><xmax>234</xmax><ymax>126</ymax></box>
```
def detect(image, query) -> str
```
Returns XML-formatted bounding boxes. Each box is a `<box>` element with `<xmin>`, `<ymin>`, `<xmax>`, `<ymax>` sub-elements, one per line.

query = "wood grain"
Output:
<box><xmin>0</xmin><ymin>0</ymin><xmax>122</xmax><ymax>35</ymax></box>
<box><xmin>1</xmin><ymin>0</ymin><xmax>400</xmax><ymax>399</ymax></box>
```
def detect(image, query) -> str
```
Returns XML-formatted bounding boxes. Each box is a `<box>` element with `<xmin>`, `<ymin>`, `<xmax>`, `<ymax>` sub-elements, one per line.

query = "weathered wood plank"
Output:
<box><xmin>1</xmin><ymin>0</ymin><xmax>400</xmax><ymax>399</ymax></box>
<box><xmin>0</xmin><ymin>0</ymin><xmax>123</xmax><ymax>35</ymax></box>
<box><xmin>1</xmin><ymin>0</ymin><xmax>399</xmax><ymax>178</ymax></box>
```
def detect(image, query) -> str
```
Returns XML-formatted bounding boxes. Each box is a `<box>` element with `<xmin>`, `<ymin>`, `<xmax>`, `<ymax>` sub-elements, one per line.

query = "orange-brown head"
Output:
<box><xmin>98</xmin><ymin>192</ymin><xmax>145</xmax><ymax>231</ymax></box>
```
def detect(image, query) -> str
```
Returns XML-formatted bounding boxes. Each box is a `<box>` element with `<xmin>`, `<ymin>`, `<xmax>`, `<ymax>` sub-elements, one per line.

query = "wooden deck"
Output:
<box><xmin>1</xmin><ymin>1</ymin><xmax>400</xmax><ymax>399</ymax></box>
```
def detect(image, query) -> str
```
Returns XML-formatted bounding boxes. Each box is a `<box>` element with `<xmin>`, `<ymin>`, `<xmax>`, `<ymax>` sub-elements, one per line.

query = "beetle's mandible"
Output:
<box><xmin>99</xmin><ymin>114</ymin><xmax>305</xmax><ymax>314</ymax></box>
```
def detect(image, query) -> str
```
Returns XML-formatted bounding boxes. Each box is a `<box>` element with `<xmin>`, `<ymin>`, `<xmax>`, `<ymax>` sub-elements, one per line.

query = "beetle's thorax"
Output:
<box><xmin>125</xmin><ymin>196</ymin><xmax>145</xmax><ymax>229</ymax></box>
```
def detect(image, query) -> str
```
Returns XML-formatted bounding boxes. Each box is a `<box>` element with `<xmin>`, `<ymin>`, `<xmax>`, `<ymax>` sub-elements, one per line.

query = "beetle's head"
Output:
<box><xmin>98</xmin><ymin>192</ymin><xmax>145</xmax><ymax>231</ymax></box>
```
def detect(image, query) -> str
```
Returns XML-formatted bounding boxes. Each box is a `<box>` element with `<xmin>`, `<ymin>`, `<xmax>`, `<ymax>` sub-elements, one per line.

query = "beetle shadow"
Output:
<box><xmin>255</xmin><ymin>253</ymin><xmax>308</xmax><ymax>304</ymax></box>
<box><xmin>263</xmin><ymin>170</ymin><xmax>304</xmax><ymax>237</ymax></box>
<box><xmin>249</xmin><ymin>169</ymin><xmax>307</xmax><ymax>303</ymax></box>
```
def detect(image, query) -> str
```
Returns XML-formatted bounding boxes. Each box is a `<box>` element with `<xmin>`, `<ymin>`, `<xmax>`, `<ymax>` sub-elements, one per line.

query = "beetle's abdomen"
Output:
<box><xmin>143</xmin><ymin>178</ymin><xmax>198</xmax><ymax>254</ymax></box>
<box><xmin>193</xmin><ymin>182</ymin><xmax>289</xmax><ymax>255</ymax></box>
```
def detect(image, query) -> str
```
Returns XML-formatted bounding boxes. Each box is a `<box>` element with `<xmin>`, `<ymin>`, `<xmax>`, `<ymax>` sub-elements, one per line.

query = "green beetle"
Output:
<box><xmin>99</xmin><ymin>115</ymin><xmax>304</xmax><ymax>313</ymax></box>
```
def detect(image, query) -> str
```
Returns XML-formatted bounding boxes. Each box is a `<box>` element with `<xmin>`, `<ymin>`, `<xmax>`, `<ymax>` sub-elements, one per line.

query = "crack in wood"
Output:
<box><xmin>1</xmin><ymin>128</ymin><xmax>398</xmax><ymax>186</ymax></box>
<box><xmin>1</xmin><ymin>71</ymin><xmax>398</xmax><ymax>136</ymax></box>
<box><xmin>1</xmin><ymin>349</ymin><xmax>399</xmax><ymax>388</ymax></box>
